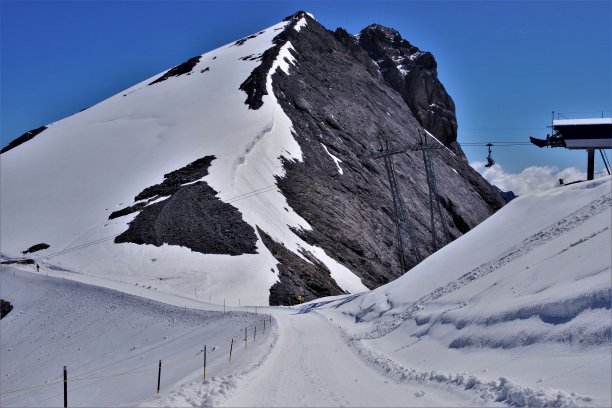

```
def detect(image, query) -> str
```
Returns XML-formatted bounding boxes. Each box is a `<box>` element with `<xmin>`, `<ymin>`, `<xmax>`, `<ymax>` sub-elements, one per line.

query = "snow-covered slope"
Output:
<box><xmin>309</xmin><ymin>177</ymin><xmax>612</xmax><ymax>406</ymax></box>
<box><xmin>0</xmin><ymin>14</ymin><xmax>366</xmax><ymax>306</ymax></box>
<box><xmin>0</xmin><ymin>268</ymin><xmax>276</xmax><ymax>407</ymax></box>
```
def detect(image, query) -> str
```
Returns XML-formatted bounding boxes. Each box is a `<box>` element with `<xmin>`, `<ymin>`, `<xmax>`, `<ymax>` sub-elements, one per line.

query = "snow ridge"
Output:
<box><xmin>344</xmin><ymin>335</ymin><xmax>594</xmax><ymax>407</ymax></box>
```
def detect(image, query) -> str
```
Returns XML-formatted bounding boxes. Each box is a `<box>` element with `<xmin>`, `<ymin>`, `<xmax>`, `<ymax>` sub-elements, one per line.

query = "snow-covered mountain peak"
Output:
<box><xmin>1</xmin><ymin>12</ymin><xmax>504</xmax><ymax>306</ymax></box>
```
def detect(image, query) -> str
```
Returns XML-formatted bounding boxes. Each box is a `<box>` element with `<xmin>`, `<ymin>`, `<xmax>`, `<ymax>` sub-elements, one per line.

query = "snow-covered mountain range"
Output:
<box><xmin>1</xmin><ymin>12</ymin><xmax>504</xmax><ymax>305</ymax></box>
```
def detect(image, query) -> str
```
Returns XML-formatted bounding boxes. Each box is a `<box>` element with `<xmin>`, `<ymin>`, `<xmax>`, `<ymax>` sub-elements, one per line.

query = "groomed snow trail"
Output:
<box><xmin>222</xmin><ymin>308</ymin><xmax>483</xmax><ymax>407</ymax></box>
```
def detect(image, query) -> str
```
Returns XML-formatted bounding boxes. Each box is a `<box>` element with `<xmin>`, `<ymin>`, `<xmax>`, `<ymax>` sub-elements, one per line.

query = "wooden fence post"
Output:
<box><xmin>229</xmin><ymin>338</ymin><xmax>234</xmax><ymax>363</ymax></box>
<box><xmin>203</xmin><ymin>345</ymin><xmax>207</xmax><ymax>381</ymax></box>
<box><xmin>157</xmin><ymin>360</ymin><xmax>162</xmax><ymax>395</ymax></box>
<box><xmin>63</xmin><ymin>366</ymin><xmax>67</xmax><ymax>408</ymax></box>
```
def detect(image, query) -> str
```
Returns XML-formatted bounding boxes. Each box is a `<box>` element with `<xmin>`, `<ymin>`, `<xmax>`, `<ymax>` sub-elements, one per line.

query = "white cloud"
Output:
<box><xmin>469</xmin><ymin>162</ymin><xmax>587</xmax><ymax>196</ymax></box>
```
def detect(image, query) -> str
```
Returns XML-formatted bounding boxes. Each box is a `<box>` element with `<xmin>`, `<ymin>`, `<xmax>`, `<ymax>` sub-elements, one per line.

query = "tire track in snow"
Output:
<box><xmin>220</xmin><ymin>309</ymin><xmax>473</xmax><ymax>407</ymax></box>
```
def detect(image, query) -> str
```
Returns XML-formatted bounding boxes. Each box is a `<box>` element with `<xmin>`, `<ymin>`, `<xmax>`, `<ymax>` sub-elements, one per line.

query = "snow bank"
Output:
<box><xmin>310</xmin><ymin>177</ymin><xmax>612</xmax><ymax>406</ymax></box>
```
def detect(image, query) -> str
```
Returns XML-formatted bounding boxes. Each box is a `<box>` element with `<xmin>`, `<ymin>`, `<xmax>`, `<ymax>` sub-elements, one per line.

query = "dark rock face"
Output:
<box><xmin>494</xmin><ymin>186</ymin><xmax>518</xmax><ymax>203</ymax></box>
<box><xmin>135</xmin><ymin>156</ymin><xmax>215</xmax><ymax>201</ymax></box>
<box><xmin>239</xmin><ymin>27</ymin><xmax>293</xmax><ymax>110</ymax></box>
<box><xmin>1</xmin><ymin>299</ymin><xmax>13</xmax><ymax>319</ymax></box>
<box><xmin>21</xmin><ymin>243</ymin><xmax>50</xmax><ymax>255</ymax></box>
<box><xmin>240</xmin><ymin>12</ymin><xmax>505</xmax><ymax>299</ymax></box>
<box><xmin>1</xmin><ymin>126</ymin><xmax>47</xmax><ymax>154</ymax></box>
<box><xmin>259</xmin><ymin>228</ymin><xmax>345</xmax><ymax>305</ymax></box>
<box><xmin>234</xmin><ymin>31</ymin><xmax>265</xmax><ymax>46</ymax></box>
<box><xmin>149</xmin><ymin>56</ymin><xmax>202</xmax><ymax>85</ymax></box>
<box><xmin>354</xmin><ymin>24</ymin><xmax>458</xmax><ymax>147</ymax></box>
<box><xmin>114</xmin><ymin>157</ymin><xmax>257</xmax><ymax>256</ymax></box>
<box><xmin>109</xmin><ymin>202</ymin><xmax>147</xmax><ymax>220</ymax></box>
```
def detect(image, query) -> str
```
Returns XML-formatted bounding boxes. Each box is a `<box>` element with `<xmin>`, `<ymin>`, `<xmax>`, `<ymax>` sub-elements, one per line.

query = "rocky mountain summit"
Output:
<box><xmin>1</xmin><ymin>11</ymin><xmax>504</xmax><ymax>305</ymax></box>
<box><xmin>356</xmin><ymin>24</ymin><xmax>458</xmax><ymax>147</ymax></box>
<box><xmin>251</xmin><ymin>12</ymin><xmax>504</xmax><ymax>301</ymax></box>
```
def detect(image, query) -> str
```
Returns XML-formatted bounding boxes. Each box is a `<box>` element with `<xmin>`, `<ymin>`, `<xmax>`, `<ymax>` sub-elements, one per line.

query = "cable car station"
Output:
<box><xmin>530</xmin><ymin>117</ymin><xmax>612</xmax><ymax>180</ymax></box>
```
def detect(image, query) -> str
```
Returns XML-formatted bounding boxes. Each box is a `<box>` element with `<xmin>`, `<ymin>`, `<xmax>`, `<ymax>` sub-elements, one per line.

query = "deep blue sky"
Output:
<box><xmin>1</xmin><ymin>1</ymin><xmax>610</xmax><ymax>174</ymax></box>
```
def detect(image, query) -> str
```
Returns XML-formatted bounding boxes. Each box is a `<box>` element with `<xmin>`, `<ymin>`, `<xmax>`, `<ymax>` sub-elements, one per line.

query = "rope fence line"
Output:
<box><xmin>0</xmin><ymin>313</ymin><xmax>275</xmax><ymax>400</ymax></box>
<box><xmin>0</xmin><ymin>379</ymin><xmax>66</xmax><ymax>396</ymax></box>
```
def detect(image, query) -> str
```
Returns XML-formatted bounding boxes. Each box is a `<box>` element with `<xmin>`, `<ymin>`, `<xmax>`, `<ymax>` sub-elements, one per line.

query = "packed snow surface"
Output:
<box><xmin>0</xmin><ymin>19</ymin><xmax>366</xmax><ymax>306</ymax></box>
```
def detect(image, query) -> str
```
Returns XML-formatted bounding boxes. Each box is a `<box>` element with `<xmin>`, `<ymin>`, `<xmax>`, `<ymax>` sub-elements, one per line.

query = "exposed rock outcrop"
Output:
<box><xmin>0</xmin><ymin>299</ymin><xmax>13</xmax><ymax>319</ymax></box>
<box><xmin>259</xmin><ymin>228</ymin><xmax>345</xmax><ymax>306</ymax></box>
<box><xmin>1</xmin><ymin>126</ymin><xmax>47</xmax><ymax>154</ymax></box>
<box><xmin>354</xmin><ymin>24</ymin><xmax>458</xmax><ymax>147</ymax></box>
<box><xmin>240</xmin><ymin>12</ymin><xmax>505</xmax><ymax>302</ymax></box>
<box><xmin>22</xmin><ymin>243</ymin><xmax>50</xmax><ymax>255</ymax></box>
<box><xmin>149</xmin><ymin>56</ymin><xmax>202</xmax><ymax>85</ymax></box>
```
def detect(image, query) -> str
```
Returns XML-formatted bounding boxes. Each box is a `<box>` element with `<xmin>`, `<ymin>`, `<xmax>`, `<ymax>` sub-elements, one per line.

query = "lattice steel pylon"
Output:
<box><xmin>418</xmin><ymin>131</ymin><xmax>451</xmax><ymax>251</ymax></box>
<box><xmin>379</xmin><ymin>140</ymin><xmax>422</xmax><ymax>272</ymax></box>
<box><xmin>370</xmin><ymin>130</ymin><xmax>450</xmax><ymax>273</ymax></box>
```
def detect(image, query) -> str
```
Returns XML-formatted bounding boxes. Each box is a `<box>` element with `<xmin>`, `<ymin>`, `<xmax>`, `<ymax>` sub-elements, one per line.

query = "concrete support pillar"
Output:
<box><xmin>587</xmin><ymin>148</ymin><xmax>595</xmax><ymax>180</ymax></box>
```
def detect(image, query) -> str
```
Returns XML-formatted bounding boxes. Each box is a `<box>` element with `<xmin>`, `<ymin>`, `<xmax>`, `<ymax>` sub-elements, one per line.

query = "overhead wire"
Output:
<box><xmin>460</xmin><ymin>127</ymin><xmax>546</xmax><ymax>131</ymax></box>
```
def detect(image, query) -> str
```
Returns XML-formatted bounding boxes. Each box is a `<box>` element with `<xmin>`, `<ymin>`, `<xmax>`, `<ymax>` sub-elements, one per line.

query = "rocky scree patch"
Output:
<box><xmin>1</xmin><ymin>299</ymin><xmax>13</xmax><ymax>319</ymax></box>
<box><xmin>114</xmin><ymin>156</ymin><xmax>257</xmax><ymax>256</ymax></box>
